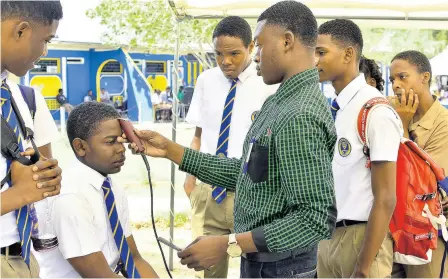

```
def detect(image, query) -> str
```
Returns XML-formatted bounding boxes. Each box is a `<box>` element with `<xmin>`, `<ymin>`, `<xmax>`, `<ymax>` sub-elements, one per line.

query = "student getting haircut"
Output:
<box><xmin>67</xmin><ymin>102</ymin><xmax>120</xmax><ymax>151</ymax></box>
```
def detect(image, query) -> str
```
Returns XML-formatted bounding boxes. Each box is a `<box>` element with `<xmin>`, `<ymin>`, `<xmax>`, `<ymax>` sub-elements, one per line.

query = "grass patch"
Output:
<box><xmin>132</xmin><ymin>212</ymin><xmax>190</xmax><ymax>230</ymax></box>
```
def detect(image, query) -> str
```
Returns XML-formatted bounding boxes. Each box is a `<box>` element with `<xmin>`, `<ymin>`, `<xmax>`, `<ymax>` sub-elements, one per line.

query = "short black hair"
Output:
<box><xmin>212</xmin><ymin>16</ymin><xmax>252</xmax><ymax>48</ymax></box>
<box><xmin>58</xmin><ymin>88</ymin><xmax>63</xmax><ymax>93</ymax></box>
<box><xmin>318</xmin><ymin>19</ymin><xmax>363</xmax><ymax>60</ymax></box>
<box><xmin>1</xmin><ymin>1</ymin><xmax>63</xmax><ymax>25</ymax></box>
<box><xmin>392</xmin><ymin>50</ymin><xmax>432</xmax><ymax>84</ymax></box>
<box><xmin>67</xmin><ymin>102</ymin><xmax>120</xmax><ymax>151</ymax></box>
<box><xmin>360</xmin><ymin>56</ymin><xmax>384</xmax><ymax>92</ymax></box>
<box><xmin>258</xmin><ymin>1</ymin><xmax>317</xmax><ymax>48</ymax></box>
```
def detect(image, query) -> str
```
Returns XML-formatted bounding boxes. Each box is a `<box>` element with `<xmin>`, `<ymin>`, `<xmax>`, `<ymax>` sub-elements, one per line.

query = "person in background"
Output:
<box><xmin>56</xmin><ymin>88</ymin><xmax>74</xmax><ymax>114</ymax></box>
<box><xmin>100</xmin><ymin>88</ymin><xmax>111</xmax><ymax>104</ymax></box>
<box><xmin>388</xmin><ymin>50</ymin><xmax>448</xmax><ymax>279</ymax></box>
<box><xmin>359</xmin><ymin>56</ymin><xmax>385</xmax><ymax>93</ymax></box>
<box><xmin>177</xmin><ymin>85</ymin><xmax>185</xmax><ymax>103</ymax></box>
<box><xmin>84</xmin><ymin>89</ymin><xmax>93</xmax><ymax>102</ymax></box>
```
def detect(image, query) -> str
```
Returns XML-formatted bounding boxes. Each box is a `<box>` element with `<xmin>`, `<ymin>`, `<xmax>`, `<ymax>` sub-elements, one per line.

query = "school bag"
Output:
<box><xmin>356</xmin><ymin>97</ymin><xmax>448</xmax><ymax>273</ymax></box>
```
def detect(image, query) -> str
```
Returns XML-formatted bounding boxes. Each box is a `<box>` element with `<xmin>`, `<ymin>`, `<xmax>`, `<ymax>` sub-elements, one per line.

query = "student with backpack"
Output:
<box><xmin>389</xmin><ymin>50</ymin><xmax>448</xmax><ymax>278</ymax></box>
<box><xmin>1</xmin><ymin>1</ymin><xmax>63</xmax><ymax>277</ymax></box>
<box><xmin>315</xmin><ymin>19</ymin><xmax>402</xmax><ymax>278</ymax></box>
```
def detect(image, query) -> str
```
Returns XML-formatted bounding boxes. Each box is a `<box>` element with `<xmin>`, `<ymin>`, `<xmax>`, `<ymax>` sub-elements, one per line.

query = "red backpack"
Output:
<box><xmin>357</xmin><ymin>97</ymin><xmax>448</xmax><ymax>269</ymax></box>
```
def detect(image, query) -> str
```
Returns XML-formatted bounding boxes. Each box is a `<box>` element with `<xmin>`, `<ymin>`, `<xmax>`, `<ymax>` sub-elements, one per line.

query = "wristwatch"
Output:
<box><xmin>226</xmin><ymin>234</ymin><xmax>242</xmax><ymax>258</ymax></box>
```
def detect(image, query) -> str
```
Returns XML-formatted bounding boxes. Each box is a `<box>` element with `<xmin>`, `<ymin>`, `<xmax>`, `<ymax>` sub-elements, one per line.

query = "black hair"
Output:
<box><xmin>360</xmin><ymin>56</ymin><xmax>384</xmax><ymax>92</ymax></box>
<box><xmin>67</xmin><ymin>102</ymin><xmax>120</xmax><ymax>151</ymax></box>
<box><xmin>257</xmin><ymin>1</ymin><xmax>317</xmax><ymax>48</ymax></box>
<box><xmin>392</xmin><ymin>50</ymin><xmax>432</xmax><ymax>84</ymax></box>
<box><xmin>1</xmin><ymin>1</ymin><xmax>63</xmax><ymax>25</ymax></box>
<box><xmin>318</xmin><ymin>19</ymin><xmax>363</xmax><ymax>60</ymax></box>
<box><xmin>212</xmin><ymin>16</ymin><xmax>252</xmax><ymax>48</ymax></box>
<box><xmin>58</xmin><ymin>88</ymin><xmax>63</xmax><ymax>93</ymax></box>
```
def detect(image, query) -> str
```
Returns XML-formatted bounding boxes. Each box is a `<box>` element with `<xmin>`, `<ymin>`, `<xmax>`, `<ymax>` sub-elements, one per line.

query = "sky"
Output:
<box><xmin>55</xmin><ymin>0</ymin><xmax>104</xmax><ymax>43</ymax></box>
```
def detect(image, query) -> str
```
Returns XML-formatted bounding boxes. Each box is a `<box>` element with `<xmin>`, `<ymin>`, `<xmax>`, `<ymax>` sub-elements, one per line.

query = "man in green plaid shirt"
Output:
<box><xmin>124</xmin><ymin>1</ymin><xmax>337</xmax><ymax>277</ymax></box>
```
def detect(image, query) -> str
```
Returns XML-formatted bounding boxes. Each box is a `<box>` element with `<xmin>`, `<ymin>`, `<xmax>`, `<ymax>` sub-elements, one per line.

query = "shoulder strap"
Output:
<box><xmin>356</xmin><ymin>97</ymin><xmax>391</xmax><ymax>168</ymax></box>
<box><xmin>17</xmin><ymin>85</ymin><xmax>36</xmax><ymax>122</ymax></box>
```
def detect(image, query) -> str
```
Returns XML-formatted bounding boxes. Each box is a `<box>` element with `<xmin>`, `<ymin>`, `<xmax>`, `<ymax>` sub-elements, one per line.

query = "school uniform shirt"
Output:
<box><xmin>186</xmin><ymin>62</ymin><xmax>278</xmax><ymax>159</ymax></box>
<box><xmin>332</xmin><ymin>74</ymin><xmax>403</xmax><ymax>222</ymax></box>
<box><xmin>0</xmin><ymin>74</ymin><xmax>59</xmax><ymax>248</ymax></box>
<box><xmin>35</xmin><ymin>159</ymin><xmax>131</xmax><ymax>278</ymax></box>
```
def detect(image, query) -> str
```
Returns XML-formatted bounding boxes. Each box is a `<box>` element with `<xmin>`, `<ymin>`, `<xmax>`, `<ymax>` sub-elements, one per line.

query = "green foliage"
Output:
<box><xmin>86</xmin><ymin>0</ymin><xmax>219</xmax><ymax>67</ymax></box>
<box><xmin>87</xmin><ymin>0</ymin><xmax>448</xmax><ymax>66</ymax></box>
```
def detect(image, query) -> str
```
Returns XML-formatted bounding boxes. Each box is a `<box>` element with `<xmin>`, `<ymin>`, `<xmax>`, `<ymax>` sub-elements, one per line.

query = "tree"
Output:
<box><xmin>86</xmin><ymin>0</ymin><xmax>219</xmax><ymax>69</ymax></box>
<box><xmin>361</xmin><ymin>28</ymin><xmax>448</xmax><ymax>64</ymax></box>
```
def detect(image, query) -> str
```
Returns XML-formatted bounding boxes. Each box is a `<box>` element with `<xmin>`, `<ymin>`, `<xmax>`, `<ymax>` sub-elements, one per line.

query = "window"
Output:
<box><xmin>101</xmin><ymin>61</ymin><xmax>122</xmax><ymax>74</ymax></box>
<box><xmin>30</xmin><ymin>59</ymin><xmax>59</xmax><ymax>74</ymax></box>
<box><xmin>66</xmin><ymin>57</ymin><xmax>85</xmax><ymax>64</ymax></box>
<box><xmin>146</xmin><ymin>61</ymin><xmax>166</xmax><ymax>74</ymax></box>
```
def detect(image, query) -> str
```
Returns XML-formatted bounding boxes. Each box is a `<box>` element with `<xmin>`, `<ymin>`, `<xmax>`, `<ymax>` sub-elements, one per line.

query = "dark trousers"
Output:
<box><xmin>240</xmin><ymin>246</ymin><xmax>317</xmax><ymax>278</ymax></box>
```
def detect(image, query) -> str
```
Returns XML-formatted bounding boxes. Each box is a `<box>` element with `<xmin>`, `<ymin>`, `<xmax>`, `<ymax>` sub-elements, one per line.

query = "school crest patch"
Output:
<box><xmin>251</xmin><ymin>111</ymin><xmax>259</xmax><ymax>122</ymax></box>
<box><xmin>338</xmin><ymin>138</ymin><xmax>351</xmax><ymax>157</ymax></box>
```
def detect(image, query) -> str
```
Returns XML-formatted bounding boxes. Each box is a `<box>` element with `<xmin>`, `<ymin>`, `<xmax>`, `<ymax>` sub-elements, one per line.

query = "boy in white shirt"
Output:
<box><xmin>315</xmin><ymin>19</ymin><xmax>402</xmax><ymax>278</ymax></box>
<box><xmin>35</xmin><ymin>102</ymin><xmax>158</xmax><ymax>278</ymax></box>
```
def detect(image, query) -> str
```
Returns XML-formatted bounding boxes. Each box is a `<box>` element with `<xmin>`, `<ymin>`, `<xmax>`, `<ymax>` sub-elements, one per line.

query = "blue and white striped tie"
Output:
<box><xmin>212</xmin><ymin>78</ymin><xmax>238</xmax><ymax>204</ymax></box>
<box><xmin>102</xmin><ymin>178</ymin><xmax>140</xmax><ymax>278</ymax></box>
<box><xmin>1</xmin><ymin>80</ymin><xmax>33</xmax><ymax>266</ymax></box>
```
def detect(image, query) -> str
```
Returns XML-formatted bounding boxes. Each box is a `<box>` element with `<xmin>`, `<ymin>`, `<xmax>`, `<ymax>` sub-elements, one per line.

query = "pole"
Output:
<box><xmin>169</xmin><ymin>19</ymin><xmax>181</xmax><ymax>271</ymax></box>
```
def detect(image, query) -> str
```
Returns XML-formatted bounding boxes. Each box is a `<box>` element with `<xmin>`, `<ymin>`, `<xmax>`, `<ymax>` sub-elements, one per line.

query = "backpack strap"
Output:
<box><xmin>356</xmin><ymin>97</ymin><xmax>391</xmax><ymax>168</ymax></box>
<box><xmin>18</xmin><ymin>85</ymin><xmax>36</xmax><ymax>122</ymax></box>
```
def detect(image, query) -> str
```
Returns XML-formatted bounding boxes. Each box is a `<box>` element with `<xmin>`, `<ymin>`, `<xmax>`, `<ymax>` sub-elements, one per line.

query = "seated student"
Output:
<box><xmin>315</xmin><ymin>19</ymin><xmax>402</xmax><ymax>278</ymax></box>
<box><xmin>388</xmin><ymin>50</ymin><xmax>448</xmax><ymax>278</ymax></box>
<box><xmin>56</xmin><ymin>88</ymin><xmax>74</xmax><ymax>113</ymax></box>
<box><xmin>35</xmin><ymin>102</ymin><xmax>158</xmax><ymax>278</ymax></box>
<box><xmin>359</xmin><ymin>56</ymin><xmax>385</xmax><ymax>92</ymax></box>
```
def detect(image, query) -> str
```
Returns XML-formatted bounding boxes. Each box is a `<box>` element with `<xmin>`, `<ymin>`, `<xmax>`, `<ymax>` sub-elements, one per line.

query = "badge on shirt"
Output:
<box><xmin>251</xmin><ymin>111</ymin><xmax>259</xmax><ymax>122</ymax></box>
<box><xmin>338</xmin><ymin>138</ymin><xmax>351</xmax><ymax>157</ymax></box>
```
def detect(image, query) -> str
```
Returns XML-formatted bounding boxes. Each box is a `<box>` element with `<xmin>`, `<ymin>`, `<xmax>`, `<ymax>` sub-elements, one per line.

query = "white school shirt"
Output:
<box><xmin>0</xmin><ymin>74</ymin><xmax>59</xmax><ymax>248</ymax></box>
<box><xmin>35</xmin><ymin>160</ymin><xmax>132</xmax><ymax>278</ymax></box>
<box><xmin>186</xmin><ymin>62</ymin><xmax>278</xmax><ymax>158</ymax></box>
<box><xmin>332</xmin><ymin>74</ymin><xmax>403</xmax><ymax>222</ymax></box>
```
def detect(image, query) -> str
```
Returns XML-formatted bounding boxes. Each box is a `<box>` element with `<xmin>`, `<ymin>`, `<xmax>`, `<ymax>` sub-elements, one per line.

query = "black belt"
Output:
<box><xmin>242</xmin><ymin>245</ymin><xmax>316</xmax><ymax>263</ymax></box>
<box><xmin>336</xmin><ymin>220</ymin><xmax>367</xmax><ymax>228</ymax></box>
<box><xmin>1</xmin><ymin>242</ymin><xmax>22</xmax><ymax>256</ymax></box>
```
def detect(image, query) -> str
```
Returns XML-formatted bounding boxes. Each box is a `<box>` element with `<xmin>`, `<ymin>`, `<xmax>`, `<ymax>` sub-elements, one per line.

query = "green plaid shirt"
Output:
<box><xmin>180</xmin><ymin>68</ymin><xmax>337</xmax><ymax>253</ymax></box>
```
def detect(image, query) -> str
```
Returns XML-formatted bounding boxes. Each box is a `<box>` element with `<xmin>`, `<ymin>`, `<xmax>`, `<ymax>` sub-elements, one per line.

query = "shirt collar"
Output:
<box><xmin>73</xmin><ymin>159</ymin><xmax>109</xmax><ymax>191</ymax></box>
<box><xmin>410</xmin><ymin>96</ymin><xmax>445</xmax><ymax>130</ymax></box>
<box><xmin>276</xmin><ymin>68</ymin><xmax>320</xmax><ymax>98</ymax></box>
<box><xmin>336</xmin><ymin>73</ymin><xmax>366</xmax><ymax>110</ymax></box>
<box><xmin>1</xmin><ymin>71</ymin><xmax>8</xmax><ymax>82</ymax></box>
<box><xmin>237</xmin><ymin>61</ymin><xmax>257</xmax><ymax>83</ymax></box>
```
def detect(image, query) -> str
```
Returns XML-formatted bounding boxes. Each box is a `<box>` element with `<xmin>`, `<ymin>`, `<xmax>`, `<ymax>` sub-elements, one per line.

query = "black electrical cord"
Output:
<box><xmin>141</xmin><ymin>154</ymin><xmax>173</xmax><ymax>279</ymax></box>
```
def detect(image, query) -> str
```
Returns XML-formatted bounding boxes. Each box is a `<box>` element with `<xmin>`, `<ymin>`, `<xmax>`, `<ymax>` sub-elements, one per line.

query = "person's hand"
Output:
<box><xmin>350</xmin><ymin>267</ymin><xmax>369</xmax><ymax>278</ymax></box>
<box><xmin>177</xmin><ymin>235</ymin><xmax>228</xmax><ymax>271</ymax></box>
<box><xmin>119</xmin><ymin>129</ymin><xmax>170</xmax><ymax>158</ymax></box>
<box><xmin>389</xmin><ymin>88</ymin><xmax>419</xmax><ymax>126</ymax></box>
<box><xmin>10</xmin><ymin>156</ymin><xmax>62</xmax><ymax>204</ymax></box>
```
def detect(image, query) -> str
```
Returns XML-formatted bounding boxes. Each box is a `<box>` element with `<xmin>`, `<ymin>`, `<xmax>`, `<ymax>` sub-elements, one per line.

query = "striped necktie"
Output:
<box><xmin>331</xmin><ymin>98</ymin><xmax>340</xmax><ymax>121</ymax></box>
<box><xmin>1</xmin><ymin>80</ymin><xmax>34</xmax><ymax>266</ymax></box>
<box><xmin>212</xmin><ymin>78</ymin><xmax>238</xmax><ymax>204</ymax></box>
<box><xmin>102</xmin><ymin>178</ymin><xmax>140</xmax><ymax>278</ymax></box>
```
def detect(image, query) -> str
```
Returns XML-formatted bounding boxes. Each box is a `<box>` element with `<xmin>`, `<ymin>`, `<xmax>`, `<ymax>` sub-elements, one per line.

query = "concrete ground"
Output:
<box><xmin>51</xmin><ymin>122</ymin><xmax>240</xmax><ymax>278</ymax></box>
